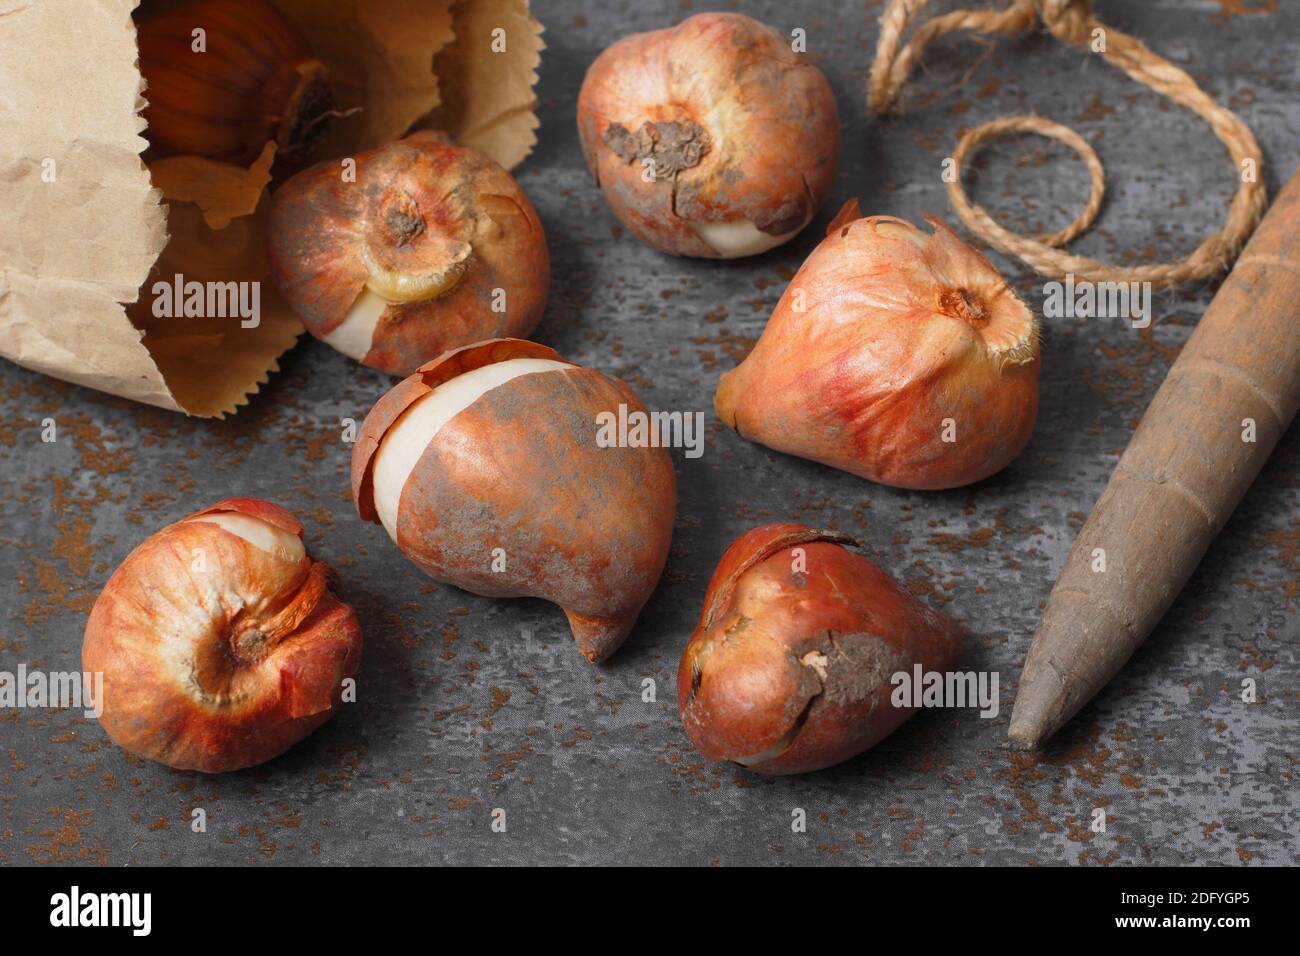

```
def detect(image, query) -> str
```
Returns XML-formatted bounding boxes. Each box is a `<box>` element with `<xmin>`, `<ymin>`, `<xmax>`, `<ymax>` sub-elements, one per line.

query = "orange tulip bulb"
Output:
<box><xmin>715</xmin><ymin>202</ymin><xmax>1040</xmax><ymax>489</ymax></box>
<box><xmin>678</xmin><ymin>524</ymin><xmax>964</xmax><ymax>774</ymax></box>
<box><xmin>268</xmin><ymin>133</ymin><xmax>549</xmax><ymax>376</ymax></box>
<box><xmin>351</xmin><ymin>339</ymin><xmax>677</xmax><ymax>662</ymax></box>
<box><xmin>137</xmin><ymin>0</ymin><xmax>332</xmax><ymax>163</ymax></box>
<box><xmin>577</xmin><ymin>12</ymin><xmax>839</xmax><ymax>258</ymax></box>
<box><xmin>83</xmin><ymin>499</ymin><xmax>362</xmax><ymax>773</ymax></box>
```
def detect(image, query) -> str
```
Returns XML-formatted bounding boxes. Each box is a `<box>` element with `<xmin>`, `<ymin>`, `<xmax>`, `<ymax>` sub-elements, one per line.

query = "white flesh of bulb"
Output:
<box><xmin>371</xmin><ymin>358</ymin><xmax>573</xmax><ymax>542</ymax></box>
<box><xmin>187</xmin><ymin>513</ymin><xmax>306</xmax><ymax>566</ymax></box>
<box><xmin>690</xmin><ymin>220</ymin><xmax>799</xmax><ymax>258</ymax></box>
<box><xmin>324</xmin><ymin>289</ymin><xmax>389</xmax><ymax>362</ymax></box>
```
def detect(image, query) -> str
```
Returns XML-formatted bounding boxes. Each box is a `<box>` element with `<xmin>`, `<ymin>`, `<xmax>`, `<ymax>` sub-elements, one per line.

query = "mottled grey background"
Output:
<box><xmin>2</xmin><ymin>0</ymin><xmax>1297</xmax><ymax>866</ymax></box>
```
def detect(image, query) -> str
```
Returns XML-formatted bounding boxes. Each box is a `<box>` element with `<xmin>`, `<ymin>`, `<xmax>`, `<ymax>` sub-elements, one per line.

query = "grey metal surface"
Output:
<box><xmin>2</xmin><ymin>0</ymin><xmax>1297</xmax><ymax>866</ymax></box>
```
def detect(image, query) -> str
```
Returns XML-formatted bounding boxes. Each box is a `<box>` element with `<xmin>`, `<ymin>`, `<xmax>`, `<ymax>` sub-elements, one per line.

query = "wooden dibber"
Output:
<box><xmin>1009</xmin><ymin>168</ymin><xmax>1300</xmax><ymax>750</ymax></box>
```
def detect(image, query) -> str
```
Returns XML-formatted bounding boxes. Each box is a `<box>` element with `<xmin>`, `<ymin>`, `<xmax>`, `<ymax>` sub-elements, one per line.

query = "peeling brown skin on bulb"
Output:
<box><xmin>577</xmin><ymin>12</ymin><xmax>839</xmax><ymax>258</ymax></box>
<box><xmin>351</xmin><ymin>339</ymin><xmax>678</xmax><ymax>664</ymax></box>
<box><xmin>267</xmin><ymin>131</ymin><xmax>549</xmax><ymax>376</ymax></box>
<box><xmin>677</xmin><ymin>523</ymin><xmax>963</xmax><ymax>774</ymax></box>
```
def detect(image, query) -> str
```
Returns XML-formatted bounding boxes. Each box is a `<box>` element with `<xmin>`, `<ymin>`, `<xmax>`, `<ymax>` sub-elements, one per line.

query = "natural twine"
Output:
<box><xmin>868</xmin><ymin>0</ymin><xmax>1268</xmax><ymax>286</ymax></box>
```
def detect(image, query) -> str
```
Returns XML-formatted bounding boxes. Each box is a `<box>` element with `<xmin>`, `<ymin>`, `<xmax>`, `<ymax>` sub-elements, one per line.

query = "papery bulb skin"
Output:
<box><xmin>268</xmin><ymin>132</ymin><xmax>550</xmax><ymax>376</ymax></box>
<box><xmin>677</xmin><ymin>524</ymin><xmax>963</xmax><ymax>774</ymax></box>
<box><xmin>576</xmin><ymin>12</ymin><xmax>839</xmax><ymax>258</ymax></box>
<box><xmin>82</xmin><ymin>499</ymin><xmax>362</xmax><ymax>773</ymax></box>
<box><xmin>715</xmin><ymin>202</ymin><xmax>1040</xmax><ymax>489</ymax></box>
<box><xmin>137</xmin><ymin>0</ymin><xmax>333</xmax><ymax>164</ymax></box>
<box><xmin>351</xmin><ymin>339</ymin><xmax>677</xmax><ymax>662</ymax></box>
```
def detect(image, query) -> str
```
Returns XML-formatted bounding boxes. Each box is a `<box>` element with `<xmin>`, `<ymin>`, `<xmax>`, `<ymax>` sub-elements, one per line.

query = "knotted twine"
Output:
<box><xmin>868</xmin><ymin>0</ymin><xmax>1268</xmax><ymax>287</ymax></box>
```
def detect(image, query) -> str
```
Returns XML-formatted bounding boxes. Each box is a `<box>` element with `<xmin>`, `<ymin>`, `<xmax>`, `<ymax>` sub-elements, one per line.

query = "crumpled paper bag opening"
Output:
<box><xmin>0</xmin><ymin>0</ymin><xmax>543</xmax><ymax>417</ymax></box>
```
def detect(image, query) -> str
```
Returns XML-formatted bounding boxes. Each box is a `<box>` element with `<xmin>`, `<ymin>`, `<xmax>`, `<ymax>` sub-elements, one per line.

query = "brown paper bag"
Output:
<box><xmin>0</xmin><ymin>0</ymin><xmax>544</xmax><ymax>417</ymax></box>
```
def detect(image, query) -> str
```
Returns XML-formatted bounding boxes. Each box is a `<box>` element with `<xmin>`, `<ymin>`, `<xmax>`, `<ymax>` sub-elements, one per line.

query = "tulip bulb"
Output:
<box><xmin>352</xmin><ymin>339</ymin><xmax>677</xmax><ymax>662</ymax></box>
<box><xmin>678</xmin><ymin>524</ymin><xmax>964</xmax><ymax>774</ymax></box>
<box><xmin>577</xmin><ymin>12</ymin><xmax>839</xmax><ymax>258</ymax></box>
<box><xmin>137</xmin><ymin>0</ymin><xmax>333</xmax><ymax>164</ymax></box>
<box><xmin>268</xmin><ymin>133</ymin><xmax>550</xmax><ymax>376</ymax></box>
<box><xmin>715</xmin><ymin>202</ymin><xmax>1040</xmax><ymax>489</ymax></box>
<box><xmin>82</xmin><ymin>499</ymin><xmax>362</xmax><ymax>773</ymax></box>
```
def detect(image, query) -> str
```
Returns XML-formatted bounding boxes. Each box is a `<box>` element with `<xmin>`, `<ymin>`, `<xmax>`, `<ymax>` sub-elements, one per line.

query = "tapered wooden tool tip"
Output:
<box><xmin>1008</xmin><ymin>672</ymin><xmax>1059</xmax><ymax>751</ymax></box>
<box><xmin>1010</xmin><ymin>589</ymin><xmax>1139</xmax><ymax>750</ymax></box>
